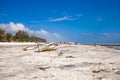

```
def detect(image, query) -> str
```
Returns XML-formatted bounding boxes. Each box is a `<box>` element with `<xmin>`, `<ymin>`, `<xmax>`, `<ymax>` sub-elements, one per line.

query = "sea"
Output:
<box><xmin>80</xmin><ymin>43</ymin><xmax>120</xmax><ymax>50</ymax></box>
<box><xmin>100</xmin><ymin>44</ymin><xmax>120</xmax><ymax>50</ymax></box>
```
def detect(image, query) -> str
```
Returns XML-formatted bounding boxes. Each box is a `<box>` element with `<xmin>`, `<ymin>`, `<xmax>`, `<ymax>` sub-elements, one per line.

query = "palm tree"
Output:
<box><xmin>15</xmin><ymin>30</ymin><xmax>29</xmax><ymax>42</ymax></box>
<box><xmin>0</xmin><ymin>29</ymin><xmax>5</xmax><ymax>41</ymax></box>
<box><xmin>5</xmin><ymin>33</ymin><xmax>12</xmax><ymax>42</ymax></box>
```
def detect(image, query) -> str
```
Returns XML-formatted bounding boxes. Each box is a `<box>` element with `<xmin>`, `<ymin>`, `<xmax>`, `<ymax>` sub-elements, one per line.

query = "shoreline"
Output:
<box><xmin>0</xmin><ymin>42</ymin><xmax>120</xmax><ymax>45</ymax></box>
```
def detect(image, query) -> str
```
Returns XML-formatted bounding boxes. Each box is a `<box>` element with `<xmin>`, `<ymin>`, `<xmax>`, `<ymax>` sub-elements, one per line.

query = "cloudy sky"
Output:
<box><xmin>0</xmin><ymin>0</ymin><xmax>120</xmax><ymax>43</ymax></box>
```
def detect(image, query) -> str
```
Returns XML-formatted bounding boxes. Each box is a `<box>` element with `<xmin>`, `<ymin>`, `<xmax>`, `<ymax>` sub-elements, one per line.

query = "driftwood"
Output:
<box><xmin>23</xmin><ymin>42</ymin><xmax>58</xmax><ymax>52</ymax></box>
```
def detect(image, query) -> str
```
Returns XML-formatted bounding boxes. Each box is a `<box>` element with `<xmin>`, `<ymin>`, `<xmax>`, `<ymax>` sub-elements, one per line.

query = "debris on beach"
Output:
<box><xmin>40</xmin><ymin>48</ymin><xmax>57</xmax><ymax>52</ymax></box>
<box><xmin>35</xmin><ymin>65</ymin><xmax>50</xmax><ymax>71</ymax></box>
<box><xmin>0</xmin><ymin>43</ymin><xmax>120</xmax><ymax>80</ymax></box>
<box><xmin>58</xmin><ymin>52</ymin><xmax>63</xmax><ymax>56</ymax></box>
<box><xmin>66</xmin><ymin>55</ymin><xmax>75</xmax><ymax>58</ymax></box>
<box><xmin>22</xmin><ymin>42</ymin><xmax>58</xmax><ymax>52</ymax></box>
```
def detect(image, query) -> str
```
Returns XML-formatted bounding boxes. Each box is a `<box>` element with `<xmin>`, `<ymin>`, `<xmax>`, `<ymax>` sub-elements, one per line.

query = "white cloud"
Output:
<box><xmin>31</xmin><ymin>13</ymin><xmax>82</xmax><ymax>23</ymax></box>
<box><xmin>0</xmin><ymin>22</ymin><xmax>61</xmax><ymax>42</ymax></box>
<box><xmin>53</xmin><ymin>33</ymin><xmax>61</xmax><ymax>38</ymax></box>
<box><xmin>49</xmin><ymin>16</ymin><xmax>75</xmax><ymax>22</ymax></box>
<box><xmin>0</xmin><ymin>22</ymin><xmax>29</xmax><ymax>34</ymax></box>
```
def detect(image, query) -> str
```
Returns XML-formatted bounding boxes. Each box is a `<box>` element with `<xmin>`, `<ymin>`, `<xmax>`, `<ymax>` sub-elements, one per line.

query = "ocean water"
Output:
<box><xmin>101</xmin><ymin>44</ymin><xmax>120</xmax><ymax>50</ymax></box>
<box><xmin>81</xmin><ymin>43</ymin><xmax>120</xmax><ymax>50</ymax></box>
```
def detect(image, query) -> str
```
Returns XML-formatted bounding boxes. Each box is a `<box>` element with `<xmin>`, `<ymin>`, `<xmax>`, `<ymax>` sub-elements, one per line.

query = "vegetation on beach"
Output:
<box><xmin>0</xmin><ymin>29</ymin><xmax>46</xmax><ymax>42</ymax></box>
<box><xmin>58</xmin><ymin>52</ymin><xmax>63</xmax><ymax>56</ymax></box>
<box><xmin>66</xmin><ymin>56</ymin><xmax>75</xmax><ymax>58</ymax></box>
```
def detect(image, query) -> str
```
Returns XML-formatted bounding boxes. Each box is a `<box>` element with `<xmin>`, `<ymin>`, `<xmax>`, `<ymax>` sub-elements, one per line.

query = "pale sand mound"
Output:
<box><xmin>0</xmin><ymin>43</ymin><xmax>120</xmax><ymax>80</ymax></box>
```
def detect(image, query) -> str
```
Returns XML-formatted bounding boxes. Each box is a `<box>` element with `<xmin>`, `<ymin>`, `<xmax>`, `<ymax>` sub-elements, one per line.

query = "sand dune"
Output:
<box><xmin>0</xmin><ymin>43</ymin><xmax>120</xmax><ymax>80</ymax></box>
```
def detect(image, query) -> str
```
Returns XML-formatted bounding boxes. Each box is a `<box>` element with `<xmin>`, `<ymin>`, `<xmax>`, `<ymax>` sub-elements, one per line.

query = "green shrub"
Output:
<box><xmin>66</xmin><ymin>56</ymin><xmax>75</xmax><ymax>58</ymax></box>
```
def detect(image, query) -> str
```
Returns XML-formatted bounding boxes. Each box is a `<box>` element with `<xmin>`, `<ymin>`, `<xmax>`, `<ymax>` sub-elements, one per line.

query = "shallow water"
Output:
<box><xmin>101</xmin><ymin>45</ymin><xmax>120</xmax><ymax>50</ymax></box>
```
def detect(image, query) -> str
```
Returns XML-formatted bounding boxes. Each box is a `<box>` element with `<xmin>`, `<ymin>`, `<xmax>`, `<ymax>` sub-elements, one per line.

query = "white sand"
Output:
<box><xmin>0</xmin><ymin>43</ymin><xmax>120</xmax><ymax>80</ymax></box>
<box><xmin>0</xmin><ymin>42</ymin><xmax>36</xmax><ymax>46</ymax></box>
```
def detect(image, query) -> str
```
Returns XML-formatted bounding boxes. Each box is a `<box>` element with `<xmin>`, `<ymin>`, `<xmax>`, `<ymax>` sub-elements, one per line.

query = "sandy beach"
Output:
<box><xmin>0</xmin><ymin>42</ymin><xmax>120</xmax><ymax>80</ymax></box>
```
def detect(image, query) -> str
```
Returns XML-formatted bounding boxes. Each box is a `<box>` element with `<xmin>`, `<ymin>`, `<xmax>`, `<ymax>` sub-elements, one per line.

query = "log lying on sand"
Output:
<box><xmin>39</xmin><ymin>48</ymin><xmax>57</xmax><ymax>52</ymax></box>
<box><xmin>23</xmin><ymin>42</ymin><xmax>58</xmax><ymax>52</ymax></box>
<box><xmin>23</xmin><ymin>46</ymin><xmax>37</xmax><ymax>51</ymax></box>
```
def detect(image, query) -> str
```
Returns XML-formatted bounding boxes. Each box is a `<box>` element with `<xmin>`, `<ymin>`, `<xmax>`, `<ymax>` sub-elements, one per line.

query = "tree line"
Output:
<box><xmin>0</xmin><ymin>29</ymin><xmax>47</xmax><ymax>42</ymax></box>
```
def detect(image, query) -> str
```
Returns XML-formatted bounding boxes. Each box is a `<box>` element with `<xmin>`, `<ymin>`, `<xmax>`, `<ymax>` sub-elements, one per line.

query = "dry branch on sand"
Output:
<box><xmin>23</xmin><ymin>42</ymin><xmax>58</xmax><ymax>52</ymax></box>
<box><xmin>40</xmin><ymin>48</ymin><xmax>57</xmax><ymax>52</ymax></box>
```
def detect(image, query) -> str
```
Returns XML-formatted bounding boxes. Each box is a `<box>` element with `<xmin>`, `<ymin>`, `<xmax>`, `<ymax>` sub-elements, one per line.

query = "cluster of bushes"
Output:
<box><xmin>0</xmin><ymin>29</ymin><xmax>47</xmax><ymax>42</ymax></box>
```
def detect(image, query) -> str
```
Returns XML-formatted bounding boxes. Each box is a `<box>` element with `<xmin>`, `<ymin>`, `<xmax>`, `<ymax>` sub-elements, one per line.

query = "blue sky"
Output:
<box><xmin>0</xmin><ymin>0</ymin><xmax>120</xmax><ymax>43</ymax></box>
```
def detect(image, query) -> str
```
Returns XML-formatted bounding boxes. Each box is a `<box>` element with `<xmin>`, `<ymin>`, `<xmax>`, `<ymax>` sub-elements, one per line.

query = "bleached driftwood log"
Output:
<box><xmin>23</xmin><ymin>42</ymin><xmax>58</xmax><ymax>52</ymax></box>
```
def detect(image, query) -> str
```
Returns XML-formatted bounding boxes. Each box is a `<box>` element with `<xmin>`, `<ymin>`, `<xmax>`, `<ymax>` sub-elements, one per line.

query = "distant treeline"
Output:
<box><xmin>0</xmin><ymin>29</ymin><xmax>47</xmax><ymax>42</ymax></box>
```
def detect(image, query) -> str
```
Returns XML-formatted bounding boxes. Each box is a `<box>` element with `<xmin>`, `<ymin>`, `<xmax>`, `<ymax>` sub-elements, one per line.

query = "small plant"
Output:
<box><xmin>66</xmin><ymin>56</ymin><xmax>75</xmax><ymax>58</ymax></box>
<box><xmin>58</xmin><ymin>52</ymin><xmax>63</xmax><ymax>56</ymax></box>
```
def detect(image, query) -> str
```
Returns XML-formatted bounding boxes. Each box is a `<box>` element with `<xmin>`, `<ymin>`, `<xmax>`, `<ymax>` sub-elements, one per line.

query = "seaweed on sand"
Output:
<box><xmin>66</xmin><ymin>56</ymin><xmax>75</xmax><ymax>58</ymax></box>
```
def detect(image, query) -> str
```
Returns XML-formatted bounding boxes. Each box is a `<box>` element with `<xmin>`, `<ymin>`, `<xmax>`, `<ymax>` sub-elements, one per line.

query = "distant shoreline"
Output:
<box><xmin>81</xmin><ymin>43</ymin><xmax>120</xmax><ymax>46</ymax></box>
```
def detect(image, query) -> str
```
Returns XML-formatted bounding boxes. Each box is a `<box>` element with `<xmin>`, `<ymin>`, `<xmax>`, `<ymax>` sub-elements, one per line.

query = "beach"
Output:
<box><xmin>0</xmin><ymin>42</ymin><xmax>120</xmax><ymax>80</ymax></box>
